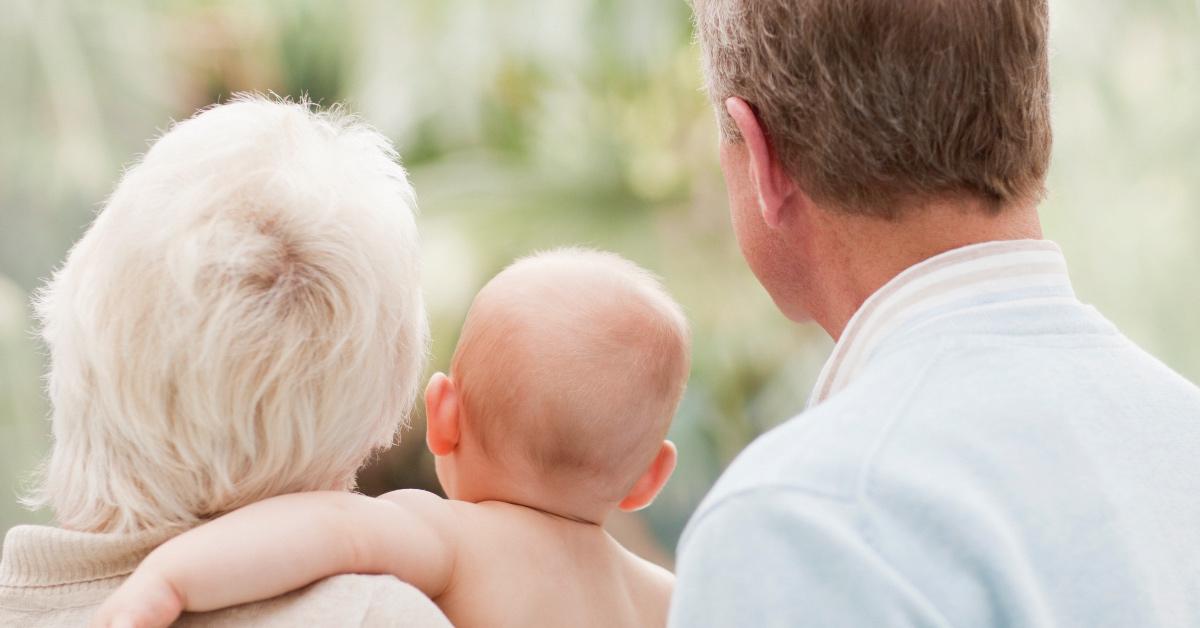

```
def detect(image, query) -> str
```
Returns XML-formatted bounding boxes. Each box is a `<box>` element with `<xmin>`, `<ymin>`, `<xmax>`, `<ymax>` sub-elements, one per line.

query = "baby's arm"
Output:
<box><xmin>90</xmin><ymin>490</ymin><xmax>459</xmax><ymax>628</ymax></box>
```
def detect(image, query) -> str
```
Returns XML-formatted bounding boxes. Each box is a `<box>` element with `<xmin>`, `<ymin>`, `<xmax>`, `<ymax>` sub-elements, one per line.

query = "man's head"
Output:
<box><xmin>30</xmin><ymin>95</ymin><xmax>428</xmax><ymax>533</ymax></box>
<box><xmin>423</xmin><ymin>248</ymin><xmax>690</xmax><ymax>523</ymax></box>
<box><xmin>693</xmin><ymin>0</ymin><xmax>1051</xmax><ymax>323</ymax></box>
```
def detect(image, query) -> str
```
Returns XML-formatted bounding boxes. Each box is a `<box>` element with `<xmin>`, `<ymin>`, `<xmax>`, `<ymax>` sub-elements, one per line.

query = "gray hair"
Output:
<box><xmin>28</xmin><ymin>95</ymin><xmax>429</xmax><ymax>532</ymax></box>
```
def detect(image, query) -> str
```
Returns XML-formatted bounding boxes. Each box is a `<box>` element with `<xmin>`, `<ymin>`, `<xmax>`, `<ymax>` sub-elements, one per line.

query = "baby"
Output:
<box><xmin>92</xmin><ymin>248</ymin><xmax>691</xmax><ymax>628</ymax></box>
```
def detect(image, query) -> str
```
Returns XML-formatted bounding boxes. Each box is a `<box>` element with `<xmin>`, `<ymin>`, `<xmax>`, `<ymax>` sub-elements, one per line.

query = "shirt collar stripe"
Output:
<box><xmin>824</xmin><ymin>261</ymin><xmax>1072</xmax><ymax>397</ymax></box>
<box><xmin>809</xmin><ymin>240</ymin><xmax>1072</xmax><ymax>407</ymax></box>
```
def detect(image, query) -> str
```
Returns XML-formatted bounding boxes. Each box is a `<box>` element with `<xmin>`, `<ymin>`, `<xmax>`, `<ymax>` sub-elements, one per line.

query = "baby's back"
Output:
<box><xmin>439</xmin><ymin>502</ymin><xmax>673</xmax><ymax>628</ymax></box>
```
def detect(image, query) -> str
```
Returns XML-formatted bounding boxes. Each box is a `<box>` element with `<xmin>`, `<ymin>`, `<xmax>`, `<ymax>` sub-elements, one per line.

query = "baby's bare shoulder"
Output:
<box><xmin>374</xmin><ymin>489</ymin><xmax>492</xmax><ymax>532</ymax></box>
<box><xmin>376</xmin><ymin>488</ymin><xmax>445</xmax><ymax>507</ymax></box>
<box><xmin>622</xmin><ymin>554</ymin><xmax>675</xmax><ymax>625</ymax></box>
<box><xmin>632</xmin><ymin>551</ymin><xmax>674</xmax><ymax>585</ymax></box>
<box><xmin>375</xmin><ymin>489</ymin><xmax>461</xmax><ymax>513</ymax></box>
<box><xmin>373</xmin><ymin>489</ymin><xmax>467</xmax><ymax>529</ymax></box>
<box><xmin>622</xmin><ymin>547</ymin><xmax>675</xmax><ymax>599</ymax></box>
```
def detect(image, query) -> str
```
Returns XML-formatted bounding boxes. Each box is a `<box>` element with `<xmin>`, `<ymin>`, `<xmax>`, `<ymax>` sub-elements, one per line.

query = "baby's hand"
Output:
<box><xmin>90</xmin><ymin>569</ymin><xmax>184</xmax><ymax>628</ymax></box>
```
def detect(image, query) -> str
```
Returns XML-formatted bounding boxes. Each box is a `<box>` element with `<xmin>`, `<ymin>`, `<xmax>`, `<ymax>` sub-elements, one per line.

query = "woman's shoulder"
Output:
<box><xmin>176</xmin><ymin>574</ymin><xmax>450</xmax><ymax>628</ymax></box>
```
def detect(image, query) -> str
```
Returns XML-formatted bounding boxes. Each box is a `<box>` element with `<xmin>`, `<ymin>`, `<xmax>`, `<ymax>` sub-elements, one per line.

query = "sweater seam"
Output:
<box><xmin>854</xmin><ymin>341</ymin><xmax>956</xmax><ymax>627</ymax></box>
<box><xmin>0</xmin><ymin>594</ymin><xmax>113</xmax><ymax>612</ymax></box>
<box><xmin>854</xmin><ymin>337</ymin><xmax>949</xmax><ymax>501</ymax></box>
<box><xmin>0</xmin><ymin>572</ymin><xmax>129</xmax><ymax>590</ymax></box>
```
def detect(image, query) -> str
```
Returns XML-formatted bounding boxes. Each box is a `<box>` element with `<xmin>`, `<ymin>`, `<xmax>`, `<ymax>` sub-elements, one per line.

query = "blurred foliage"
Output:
<box><xmin>1</xmin><ymin>0</ymin><xmax>1197</xmax><ymax>560</ymax></box>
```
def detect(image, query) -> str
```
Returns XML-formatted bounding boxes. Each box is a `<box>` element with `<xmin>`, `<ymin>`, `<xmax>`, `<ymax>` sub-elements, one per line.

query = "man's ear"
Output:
<box><xmin>618</xmin><ymin>440</ymin><xmax>678</xmax><ymax>512</ymax></box>
<box><xmin>424</xmin><ymin>372</ymin><xmax>461</xmax><ymax>457</ymax></box>
<box><xmin>725</xmin><ymin>97</ymin><xmax>798</xmax><ymax>229</ymax></box>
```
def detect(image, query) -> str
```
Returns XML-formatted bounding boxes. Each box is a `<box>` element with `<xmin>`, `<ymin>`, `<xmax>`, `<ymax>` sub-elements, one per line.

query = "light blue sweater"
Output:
<box><xmin>670</xmin><ymin>242</ymin><xmax>1200</xmax><ymax>627</ymax></box>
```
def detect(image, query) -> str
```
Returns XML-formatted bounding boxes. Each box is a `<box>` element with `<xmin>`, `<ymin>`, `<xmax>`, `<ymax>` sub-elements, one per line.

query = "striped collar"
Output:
<box><xmin>808</xmin><ymin>239</ymin><xmax>1075</xmax><ymax>407</ymax></box>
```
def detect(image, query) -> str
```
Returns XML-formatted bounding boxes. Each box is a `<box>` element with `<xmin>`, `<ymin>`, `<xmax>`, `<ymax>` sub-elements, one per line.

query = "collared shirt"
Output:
<box><xmin>670</xmin><ymin>240</ymin><xmax>1200</xmax><ymax>628</ymax></box>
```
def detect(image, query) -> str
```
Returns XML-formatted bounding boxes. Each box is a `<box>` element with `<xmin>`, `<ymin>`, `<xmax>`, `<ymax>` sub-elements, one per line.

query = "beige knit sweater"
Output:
<box><xmin>0</xmin><ymin>524</ymin><xmax>452</xmax><ymax>627</ymax></box>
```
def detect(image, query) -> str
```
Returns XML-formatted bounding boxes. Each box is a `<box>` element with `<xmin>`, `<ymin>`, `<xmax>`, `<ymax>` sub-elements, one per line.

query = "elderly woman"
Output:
<box><xmin>0</xmin><ymin>96</ymin><xmax>450</xmax><ymax>626</ymax></box>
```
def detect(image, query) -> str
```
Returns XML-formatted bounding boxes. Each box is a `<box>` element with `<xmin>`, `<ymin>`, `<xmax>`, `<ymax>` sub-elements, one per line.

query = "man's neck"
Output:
<box><xmin>810</xmin><ymin>197</ymin><xmax>1043</xmax><ymax>340</ymax></box>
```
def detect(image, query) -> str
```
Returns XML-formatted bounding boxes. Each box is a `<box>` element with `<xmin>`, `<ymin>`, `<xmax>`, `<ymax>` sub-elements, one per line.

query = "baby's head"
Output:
<box><xmin>424</xmin><ymin>248</ymin><xmax>690</xmax><ymax>523</ymax></box>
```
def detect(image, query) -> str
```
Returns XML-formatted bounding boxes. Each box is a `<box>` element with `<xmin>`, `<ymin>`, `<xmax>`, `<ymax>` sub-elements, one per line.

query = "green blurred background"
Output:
<box><xmin>1</xmin><ymin>0</ymin><xmax>1197</xmax><ymax>565</ymax></box>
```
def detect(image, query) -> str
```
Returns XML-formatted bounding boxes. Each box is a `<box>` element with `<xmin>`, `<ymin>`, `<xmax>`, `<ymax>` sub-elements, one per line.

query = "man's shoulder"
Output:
<box><xmin>177</xmin><ymin>574</ymin><xmax>450</xmax><ymax>627</ymax></box>
<box><xmin>688</xmin><ymin>316</ymin><xmax>1200</xmax><ymax>547</ymax></box>
<box><xmin>692</xmin><ymin>326</ymin><xmax>1136</xmax><ymax>518</ymax></box>
<box><xmin>698</xmin><ymin>342</ymin><xmax>949</xmax><ymax>512</ymax></box>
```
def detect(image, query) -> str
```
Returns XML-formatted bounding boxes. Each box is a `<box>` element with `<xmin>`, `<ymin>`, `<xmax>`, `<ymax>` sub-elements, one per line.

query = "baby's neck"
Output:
<box><xmin>450</xmin><ymin>482</ymin><xmax>613</xmax><ymax>526</ymax></box>
<box><xmin>483</xmin><ymin>497</ymin><xmax>607</xmax><ymax>526</ymax></box>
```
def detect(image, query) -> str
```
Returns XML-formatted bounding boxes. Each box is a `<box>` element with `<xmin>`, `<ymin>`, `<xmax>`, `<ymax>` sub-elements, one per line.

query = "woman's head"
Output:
<box><xmin>28</xmin><ymin>95</ymin><xmax>428</xmax><ymax>533</ymax></box>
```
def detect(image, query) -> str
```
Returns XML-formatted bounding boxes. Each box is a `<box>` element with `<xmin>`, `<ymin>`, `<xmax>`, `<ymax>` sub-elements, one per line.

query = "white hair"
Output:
<box><xmin>26</xmin><ymin>94</ymin><xmax>429</xmax><ymax>533</ymax></box>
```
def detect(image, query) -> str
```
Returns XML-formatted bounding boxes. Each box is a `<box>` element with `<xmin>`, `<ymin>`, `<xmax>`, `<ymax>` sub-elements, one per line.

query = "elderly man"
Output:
<box><xmin>673</xmin><ymin>1</ymin><xmax>1200</xmax><ymax>626</ymax></box>
<box><xmin>0</xmin><ymin>97</ymin><xmax>449</xmax><ymax>626</ymax></box>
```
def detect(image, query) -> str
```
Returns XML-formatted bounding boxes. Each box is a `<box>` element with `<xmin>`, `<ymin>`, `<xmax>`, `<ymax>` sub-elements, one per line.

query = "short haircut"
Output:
<box><xmin>450</xmin><ymin>249</ymin><xmax>690</xmax><ymax>500</ymax></box>
<box><xmin>694</xmin><ymin>0</ymin><xmax>1053</xmax><ymax>216</ymax></box>
<box><xmin>27</xmin><ymin>95</ymin><xmax>429</xmax><ymax>533</ymax></box>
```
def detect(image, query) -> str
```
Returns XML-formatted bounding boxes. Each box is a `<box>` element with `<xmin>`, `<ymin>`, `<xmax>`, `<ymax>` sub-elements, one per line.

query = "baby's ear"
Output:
<box><xmin>618</xmin><ymin>440</ymin><xmax>678</xmax><ymax>512</ymax></box>
<box><xmin>424</xmin><ymin>372</ymin><xmax>461</xmax><ymax>457</ymax></box>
